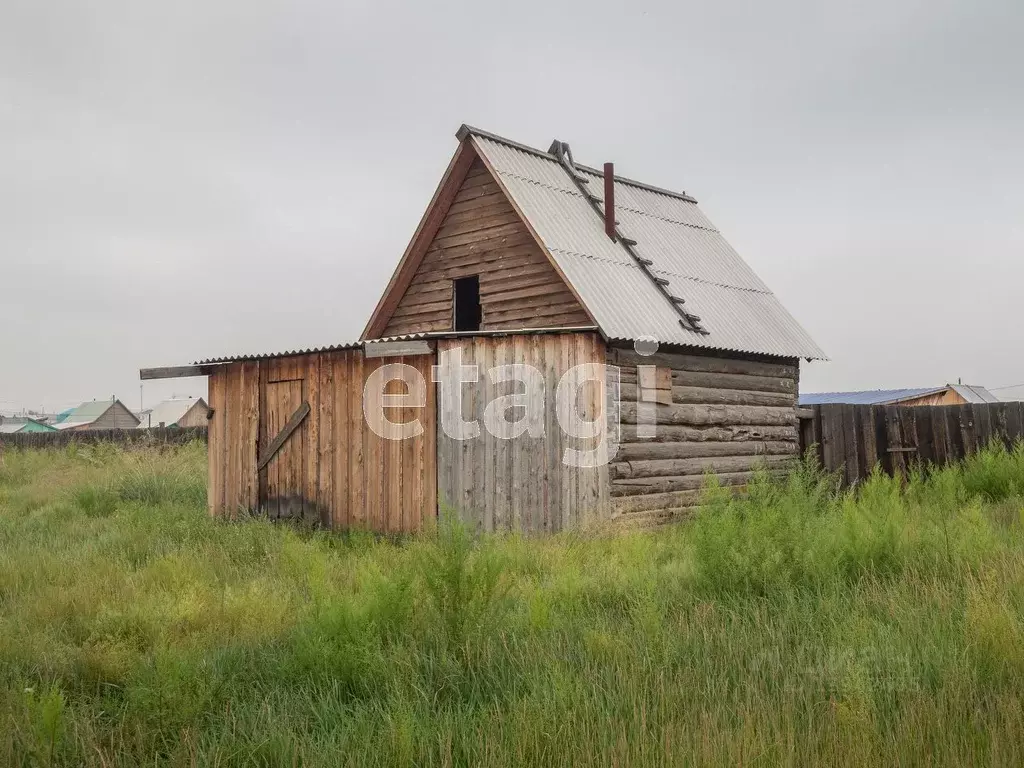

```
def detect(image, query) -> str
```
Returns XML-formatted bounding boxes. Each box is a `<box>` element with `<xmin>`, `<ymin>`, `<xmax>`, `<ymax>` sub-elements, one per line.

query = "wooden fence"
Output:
<box><xmin>0</xmin><ymin>426</ymin><xmax>208</xmax><ymax>450</ymax></box>
<box><xmin>798</xmin><ymin>402</ymin><xmax>1024</xmax><ymax>485</ymax></box>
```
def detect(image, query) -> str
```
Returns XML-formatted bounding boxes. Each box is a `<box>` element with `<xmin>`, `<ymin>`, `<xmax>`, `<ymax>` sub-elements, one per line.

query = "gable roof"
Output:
<box><xmin>363</xmin><ymin>125</ymin><xmax>826</xmax><ymax>361</ymax></box>
<box><xmin>138</xmin><ymin>397</ymin><xmax>208</xmax><ymax>428</ymax></box>
<box><xmin>0</xmin><ymin>417</ymin><xmax>58</xmax><ymax>434</ymax></box>
<box><xmin>56</xmin><ymin>399</ymin><xmax>140</xmax><ymax>429</ymax></box>
<box><xmin>800</xmin><ymin>384</ymin><xmax>1000</xmax><ymax>406</ymax></box>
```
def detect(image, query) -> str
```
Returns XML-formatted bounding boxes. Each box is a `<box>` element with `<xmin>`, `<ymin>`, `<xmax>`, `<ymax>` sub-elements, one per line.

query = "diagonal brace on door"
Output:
<box><xmin>257</xmin><ymin>401</ymin><xmax>310</xmax><ymax>472</ymax></box>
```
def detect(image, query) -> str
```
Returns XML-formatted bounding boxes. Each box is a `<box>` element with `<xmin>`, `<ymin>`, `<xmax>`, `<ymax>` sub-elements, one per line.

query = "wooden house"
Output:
<box><xmin>142</xmin><ymin>126</ymin><xmax>824</xmax><ymax>531</ymax></box>
<box><xmin>138</xmin><ymin>397</ymin><xmax>210</xmax><ymax>428</ymax></box>
<box><xmin>57</xmin><ymin>399</ymin><xmax>141</xmax><ymax>431</ymax></box>
<box><xmin>0</xmin><ymin>417</ymin><xmax>58</xmax><ymax>434</ymax></box>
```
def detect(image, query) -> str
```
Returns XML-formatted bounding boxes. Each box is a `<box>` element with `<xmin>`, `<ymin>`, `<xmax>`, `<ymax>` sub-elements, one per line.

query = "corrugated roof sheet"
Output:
<box><xmin>799</xmin><ymin>385</ymin><xmax>1002</xmax><ymax>406</ymax></box>
<box><xmin>138</xmin><ymin>398</ymin><xmax>207</xmax><ymax>428</ymax></box>
<box><xmin>468</xmin><ymin>129</ymin><xmax>826</xmax><ymax>360</ymax></box>
<box><xmin>61</xmin><ymin>401</ymin><xmax>115</xmax><ymax>424</ymax></box>
<box><xmin>799</xmin><ymin>388</ymin><xmax>942</xmax><ymax>406</ymax></box>
<box><xmin>195</xmin><ymin>341</ymin><xmax>363</xmax><ymax>365</ymax></box>
<box><xmin>192</xmin><ymin>328</ymin><xmax>597</xmax><ymax>366</ymax></box>
<box><xmin>951</xmin><ymin>384</ymin><xmax>1001</xmax><ymax>404</ymax></box>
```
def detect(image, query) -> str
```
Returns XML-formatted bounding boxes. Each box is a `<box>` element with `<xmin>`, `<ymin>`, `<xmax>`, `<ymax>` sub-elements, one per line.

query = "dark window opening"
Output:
<box><xmin>453</xmin><ymin>275</ymin><xmax>482</xmax><ymax>332</ymax></box>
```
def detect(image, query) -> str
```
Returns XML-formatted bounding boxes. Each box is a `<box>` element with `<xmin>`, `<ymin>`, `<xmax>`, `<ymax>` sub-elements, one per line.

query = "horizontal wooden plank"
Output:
<box><xmin>433</xmin><ymin>210</ymin><xmax>523</xmax><ymax>242</ymax></box>
<box><xmin>363</xmin><ymin>340</ymin><xmax>434</xmax><ymax>358</ymax></box>
<box><xmin>140</xmin><ymin>364</ymin><xmax>217</xmax><ymax>380</ymax></box>
<box><xmin>423</xmin><ymin>230</ymin><xmax>536</xmax><ymax>262</ymax></box>
<box><xmin>429</xmin><ymin>221</ymin><xmax>525</xmax><ymax>251</ymax></box>
<box><xmin>445</xmin><ymin>190</ymin><xmax>509</xmax><ymax>216</ymax></box>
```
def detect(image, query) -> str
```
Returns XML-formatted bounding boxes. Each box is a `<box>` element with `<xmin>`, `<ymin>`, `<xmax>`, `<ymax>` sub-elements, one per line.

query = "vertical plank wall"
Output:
<box><xmin>207</xmin><ymin>349</ymin><xmax>436</xmax><ymax>532</ymax></box>
<box><xmin>802</xmin><ymin>402</ymin><xmax>1024</xmax><ymax>486</ymax></box>
<box><xmin>207</xmin><ymin>360</ymin><xmax>259</xmax><ymax>519</ymax></box>
<box><xmin>608</xmin><ymin>346</ymin><xmax>802</xmax><ymax>524</ymax></box>
<box><xmin>436</xmin><ymin>333</ymin><xmax>610</xmax><ymax>533</ymax></box>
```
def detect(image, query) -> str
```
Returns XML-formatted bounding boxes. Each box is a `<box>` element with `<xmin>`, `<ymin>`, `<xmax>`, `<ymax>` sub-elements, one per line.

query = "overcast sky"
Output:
<box><xmin>2</xmin><ymin>0</ymin><xmax>1022</xmax><ymax>413</ymax></box>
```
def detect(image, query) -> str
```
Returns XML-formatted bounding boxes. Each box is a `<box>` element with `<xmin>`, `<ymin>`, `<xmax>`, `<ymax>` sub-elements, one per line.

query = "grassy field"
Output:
<box><xmin>1</xmin><ymin>442</ymin><xmax>1024</xmax><ymax>766</ymax></box>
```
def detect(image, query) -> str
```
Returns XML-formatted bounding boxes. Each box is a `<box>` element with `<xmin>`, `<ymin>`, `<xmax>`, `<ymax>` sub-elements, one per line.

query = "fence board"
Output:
<box><xmin>0</xmin><ymin>426</ymin><xmax>207</xmax><ymax>450</ymax></box>
<box><xmin>797</xmin><ymin>402</ymin><xmax>1023</xmax><ymax>486</ymax></box>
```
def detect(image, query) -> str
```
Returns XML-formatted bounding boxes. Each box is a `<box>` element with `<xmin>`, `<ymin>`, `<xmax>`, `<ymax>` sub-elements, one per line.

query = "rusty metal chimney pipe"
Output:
<box><xmin>603</xmin><ymin>162</ymin><xmax>615</xmax><ymax>240</ymax></box>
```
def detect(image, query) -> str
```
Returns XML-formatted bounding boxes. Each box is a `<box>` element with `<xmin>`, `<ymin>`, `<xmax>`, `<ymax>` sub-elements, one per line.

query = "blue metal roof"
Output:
<box><xmin>800</xmin><ymin>385</ymin><xmax>1000</xmax><ymax>406</ymax></box>
<box><xmin>799</xmin><ymin>388</ymin><xmax>943</xmax><ymax>406</ymax></box>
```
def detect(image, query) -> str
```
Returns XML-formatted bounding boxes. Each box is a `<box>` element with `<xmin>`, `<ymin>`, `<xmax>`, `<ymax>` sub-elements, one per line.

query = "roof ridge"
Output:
<box><xmin>459</xmin><ymin>124</ymin><xmax>698</xmax><ymax>204</ymax></box>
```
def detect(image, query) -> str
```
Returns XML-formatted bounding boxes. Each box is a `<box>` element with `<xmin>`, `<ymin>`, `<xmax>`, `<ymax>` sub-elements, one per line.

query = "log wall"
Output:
<box><xmin>607</xmin><ymin>346</ymin><xmax>801</xmax><ymax>527</ymax></box>
<box><xmin>207</xmin><ymin>349</ymin><xmax>437</xmax><ymax>533</ymax></box>
<box><xmin>436</xmin><ymin>333</ymin><xmax>610</xmax><ymax>534</ymax></box>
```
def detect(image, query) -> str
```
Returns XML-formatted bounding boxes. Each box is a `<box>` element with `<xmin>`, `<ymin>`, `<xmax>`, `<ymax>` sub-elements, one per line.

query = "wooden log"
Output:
<box><xmin>610</xmin><ymin>469</ymin><xmax>788</xmax><ymax>496</ymax></box>
<box><xmin>610</xmin><ymin>453</ymin><xmax>795</xmax><ymax>481</ymax></box>
<box><xmin>611</xmin><ymin>489</ymin><xmax>704</xmax><ymax>514</ymax></box>
<box><xmin>618</xmin><ymin>423</ymin><xmax>798</xmax><ymax>443</ymax></box>
<box><xmin>617</xmin><ymin>368</ymin><xmax>796</xmax><ymax>395</ymax></box>
<box><xmin>610</xmin><ymin>348</ymin><xmax>798</xmax><ymax>379</ymax></box>
<box><xmin>619</xmin><ymin>402</ymin><xmax>797</xmax><ymax>427</ymax></box>
<box><xmin>615</xmin><ymin>439</ymin><xmax>797</xmax><ymax>463</ymax></box>
<box><xmin>618</xmin><ymin>383</ymin><xmax>794</xmax><ymax>407</ymax></box>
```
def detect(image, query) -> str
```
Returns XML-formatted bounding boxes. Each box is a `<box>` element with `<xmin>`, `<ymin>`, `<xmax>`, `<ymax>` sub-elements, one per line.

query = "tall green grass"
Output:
<box><xmin>1</xmin><ymin>441</ymin><xmax>1023</xmax><ymax>766</ymax></box>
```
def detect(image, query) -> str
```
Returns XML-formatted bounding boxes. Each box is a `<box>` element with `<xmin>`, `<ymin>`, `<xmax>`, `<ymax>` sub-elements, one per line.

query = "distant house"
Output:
<box><xmin>138</xmin><ymin>397</ymin><xmax>210</xmax><ymax>428</ymax></box>
<box><xmin>57</xmin><ymin>399</ymin><xmax>141</xmax><ymax>431</ymax></box>
<box><xmin>0</xmin><ymin>417</ymin><xmax>58</xmax><ymax>434</ymax></box>
<box><xmin>800</xmin><ymin>384</ymin><xmax>1000</xmax><ymax>407</ymax></box>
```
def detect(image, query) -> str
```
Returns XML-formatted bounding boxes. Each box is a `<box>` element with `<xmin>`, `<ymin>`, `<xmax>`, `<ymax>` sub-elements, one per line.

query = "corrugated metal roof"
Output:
<box><xmin>801</xmin><ymin>384</ymin><xmax>1002</xmax><ymax>406</ymax></box>
<box><xmin>950</xmin><ymin>384</ymin><xmax>1001</xmax><ymax>404</ymax></box>
<box><xmin>800</xmin><ymin>388</ymin><xmax>942</xmax><ymax>406</ymax></box>
<box><xmin>469</xmin><ymin>130</ymin><xmax>826</xmax><ymax>360</ymax></box>
<box><xmin>61</xmin><ymin>400</ymin><xmax>115</xmax><ymax>424</ymax></box>
<box><xmin>138</xmin><ymin>398</ymin><xmax>207</xmax><ymax>428</ymax></box>
<box><xmin>191</xmin><ymin>328</ymin><xmax>598</xmax><ymax>366</ymax></box>
<box><xmin>195</xmin><ymin>341</ymin><xmax>363</xmax><ymax>365</ymax></box>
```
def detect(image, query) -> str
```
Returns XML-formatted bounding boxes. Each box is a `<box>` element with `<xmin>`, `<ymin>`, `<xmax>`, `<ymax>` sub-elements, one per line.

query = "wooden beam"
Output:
<box><xmin>363</xmin><ymin>340</ymin><xmax>434</xmax><ymax>358</ymax></box>
<box><xmin>140</xmin><ymin>364</ymin><xmax>218</xmax><ymax>380</ymax></box>
<box><xmin>257</xmin><ymin>401</ymin><xmax>310</xmax><ymax>473</ymax></box>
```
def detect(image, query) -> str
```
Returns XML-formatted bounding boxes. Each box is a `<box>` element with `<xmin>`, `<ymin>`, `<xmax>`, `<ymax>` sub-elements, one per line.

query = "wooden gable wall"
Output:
<box><xmin>381</xmin><ymin>158</ymin><xmax>591</xmax><ymax>337</ymax></box>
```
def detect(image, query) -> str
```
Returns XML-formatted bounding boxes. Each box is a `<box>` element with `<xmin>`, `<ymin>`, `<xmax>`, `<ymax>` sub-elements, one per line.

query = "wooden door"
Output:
<box><xmin>263</xmin><ymin>378</ymin><xmax>307</xmax><ymax>521</ymax></box>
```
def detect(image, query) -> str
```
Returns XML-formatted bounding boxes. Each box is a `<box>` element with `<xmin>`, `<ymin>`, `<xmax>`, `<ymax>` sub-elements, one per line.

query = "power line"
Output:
<box><xmin>989</xmin><ymin>382</ymin><xmax>1024</xmax><ymax>392</ymax></box>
